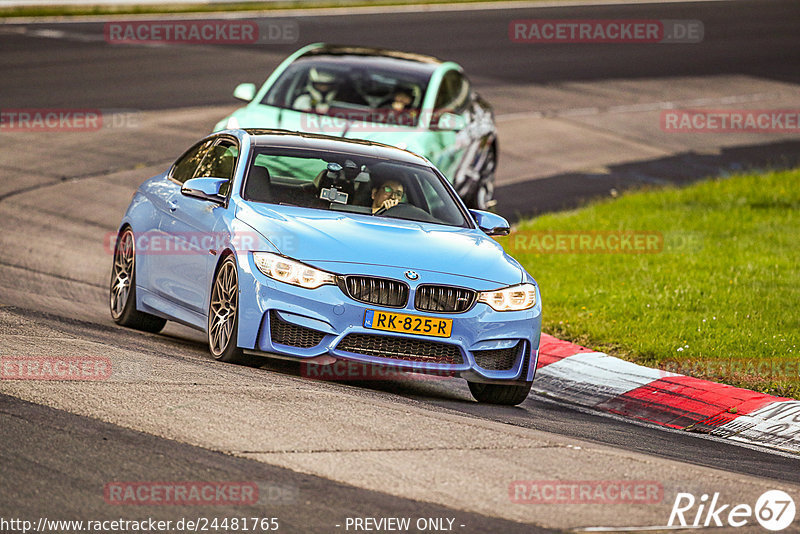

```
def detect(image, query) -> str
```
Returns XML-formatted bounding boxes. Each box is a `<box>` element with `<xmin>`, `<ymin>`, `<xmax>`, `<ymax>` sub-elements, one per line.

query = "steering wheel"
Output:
<box><xmin>373</xmin><ymin>203</ymin><xmax>439</xmax><ymax>223</ymax></box>
<box><xmin>373</xmin><ymin>203</ymin><xmax>397</xmax><ymax>217</ymax></box>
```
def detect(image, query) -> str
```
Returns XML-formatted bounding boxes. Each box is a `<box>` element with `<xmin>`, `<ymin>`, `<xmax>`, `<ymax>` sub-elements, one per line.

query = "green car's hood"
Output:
<box><xmin>216</xmin><ymin>104</ymin><xmax>429</xmax><ymax>154</ymax></box>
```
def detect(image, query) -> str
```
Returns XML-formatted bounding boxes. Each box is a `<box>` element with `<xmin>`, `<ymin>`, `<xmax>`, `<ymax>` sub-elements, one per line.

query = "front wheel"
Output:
<box><xmin>109</xmin><ymin>227</ymin><xmax>166</xmax><ymax>333</ymax></box>
<box><xmin>208</xmin><ymin>256</ymin><xmax>259</xmax><ymax>366</ymax></box>
<box><xmin>468</xmin><ymin>380</ymin><xmax>532</xmax><ymax>405</ymax></box>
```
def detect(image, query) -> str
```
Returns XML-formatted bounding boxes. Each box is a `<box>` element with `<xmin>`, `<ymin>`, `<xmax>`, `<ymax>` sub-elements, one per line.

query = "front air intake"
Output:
<box><xmin>339</xmin><ymin>276</ymin><xmax>408</xmax><ymax>308</ymax></box>
<box><xmin>414</xmin><ymin>285</ymin><xmax>476</xmax><ymax>313</ymax></box>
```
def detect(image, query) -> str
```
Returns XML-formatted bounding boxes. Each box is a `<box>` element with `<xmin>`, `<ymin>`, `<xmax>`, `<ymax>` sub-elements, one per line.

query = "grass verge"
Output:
<box><xmin>497</xmin><ymin>168</ymin><xmax>800</xmax><ymax>398</ymax></box>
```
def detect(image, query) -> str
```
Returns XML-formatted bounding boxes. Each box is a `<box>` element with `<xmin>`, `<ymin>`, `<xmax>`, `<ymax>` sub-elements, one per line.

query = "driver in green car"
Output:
<box><xmin>371</xmin><ymin>180</ymin><xmax>404</xmax><ymax>214</ymax></box>
<box><xmin>293</xmin><ymin>67</ymin><xmax>339</xmax><ymax>114</ymax></box>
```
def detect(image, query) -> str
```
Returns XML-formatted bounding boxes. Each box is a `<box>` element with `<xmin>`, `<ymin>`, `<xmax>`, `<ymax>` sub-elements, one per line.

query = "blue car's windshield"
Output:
<box><xmin>242</xmin><ymin>148</ymin><xmax>469</xmax><ymax>227</ymax></box>
<box><xmin>262</xmin><ymin>57</ymin><xmax>431</xmax><ymax>128</ymax></box>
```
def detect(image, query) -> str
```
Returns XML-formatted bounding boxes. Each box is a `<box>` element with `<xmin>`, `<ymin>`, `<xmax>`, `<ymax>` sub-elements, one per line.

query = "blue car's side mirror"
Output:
<box><xmin>470</xmin><ymin>209</ymin><xmax>510</xmax><ymax>236</ymax></box>
<box><xmin>181</xmin><ymin>177</ymin><xmax>228</xmax><ymax>204</ymax></box>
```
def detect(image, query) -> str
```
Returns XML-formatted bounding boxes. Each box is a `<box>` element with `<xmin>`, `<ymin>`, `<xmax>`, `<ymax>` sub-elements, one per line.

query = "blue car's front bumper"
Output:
<box><xmin>236</xmin><ymin>255</ymin><xmax>541</xmax><ymax>384</ymax></box>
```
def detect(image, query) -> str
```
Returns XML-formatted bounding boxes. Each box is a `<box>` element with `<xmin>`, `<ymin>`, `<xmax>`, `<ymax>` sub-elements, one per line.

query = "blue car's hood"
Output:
<box><xmin>236</xmin><ymin>203</ymin><xmax>523</xmax><ymax>285</ymax></box>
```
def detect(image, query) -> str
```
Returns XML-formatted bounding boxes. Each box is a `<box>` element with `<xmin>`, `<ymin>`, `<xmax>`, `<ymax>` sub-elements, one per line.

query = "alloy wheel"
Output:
<box><xmin>110</xmin><ymin>229</ymin><xmax>134</xmax><ymax>319</ymax></box>
<box><xmin>209</xmin><ymin>258</ymin><xmax>238</xmax><ymax>356</ymax></box>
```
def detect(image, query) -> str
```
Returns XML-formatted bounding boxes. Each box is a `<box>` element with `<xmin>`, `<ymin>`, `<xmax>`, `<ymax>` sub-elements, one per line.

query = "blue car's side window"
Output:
<box><xmin>194</xmin><ymin>140</ymin><xmax>239</xmax><ymax>196</ymax></box>
<box><xmin>170</xmin><ymin>139</ymin><xmax>214</xmax><ymax>184</ymax></box>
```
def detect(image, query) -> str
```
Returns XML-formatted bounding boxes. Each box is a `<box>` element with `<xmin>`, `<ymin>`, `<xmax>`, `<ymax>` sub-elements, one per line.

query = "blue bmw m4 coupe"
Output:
<box><xmin>110</xmin><ymin>129</ymin><xmax>541</xmax><ymax>404</ymax></box>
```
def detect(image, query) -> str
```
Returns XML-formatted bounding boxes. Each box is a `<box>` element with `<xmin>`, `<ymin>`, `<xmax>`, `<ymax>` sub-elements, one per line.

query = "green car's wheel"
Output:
<box><xmin>466</xmin><ymin>145</ymin><xmax>496</xmax><ymax>210</ymax></box>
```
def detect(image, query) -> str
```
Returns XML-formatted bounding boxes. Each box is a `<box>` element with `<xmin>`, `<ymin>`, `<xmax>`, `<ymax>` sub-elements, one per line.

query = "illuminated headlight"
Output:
<box><xmin>253</xmin><ymin>252</ymin><xmax>336</xmax><ymax>289</ymax></box>
<box><xmin>477</xmin><ymin>283</ymin><xmax>537</xmax><ymax>311</ymax></box>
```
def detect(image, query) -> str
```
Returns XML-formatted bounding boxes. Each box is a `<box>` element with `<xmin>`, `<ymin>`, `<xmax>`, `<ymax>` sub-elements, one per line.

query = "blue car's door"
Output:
<box><xmin>139</xmin><ymin>138</ymin><xmax>212</xmax><ymax>300</ymax></box>
<box><xmin>157</xmin><ymin>192</ymin><xmax>218</xmax><ymax>316</ymax></box>
<box><xmin>154</xmin><ymin>137</ymin><xmax>238</xmax><ymax>318</ymax></box>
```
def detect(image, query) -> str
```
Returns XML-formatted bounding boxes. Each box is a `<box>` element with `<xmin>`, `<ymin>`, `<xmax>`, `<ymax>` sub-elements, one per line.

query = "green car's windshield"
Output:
<box><xmin>262</xmin><ymin>58</ymin><xmax>431</xmax><ymax>128</ymax></box>
<box><xmin>242</xmin><ymin>148</ymin><xmax>469</xmax><ymax>227</ymax></box>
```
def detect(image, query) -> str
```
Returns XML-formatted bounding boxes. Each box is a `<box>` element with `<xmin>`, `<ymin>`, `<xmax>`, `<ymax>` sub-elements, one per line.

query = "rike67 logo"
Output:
<box><xmin>669</xmin><ymin>490</ymin><xmax>796</xmax><ymax>531</ymax></box>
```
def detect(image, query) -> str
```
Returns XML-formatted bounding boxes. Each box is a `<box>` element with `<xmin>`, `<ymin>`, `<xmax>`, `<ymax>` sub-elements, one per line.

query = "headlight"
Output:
<box><xmin>225</xmin><ymin>116</ymin><xmax>240</xmax><ymax>129</ymax></box>
<box><xmin>477</xmin><ymin>283</ymin><xmax>537</xmax><ymax>311</ymax></box>
<box><xmin>253</xmin><ymin>252</ymin><xmax>336</xmax><ymax>289</ymax></box>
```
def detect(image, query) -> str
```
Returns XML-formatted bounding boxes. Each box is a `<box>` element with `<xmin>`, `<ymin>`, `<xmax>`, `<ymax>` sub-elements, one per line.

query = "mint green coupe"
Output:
<box><xmin>214</xmin><ymin>43</ymin><xmax>498</xmax><ymax>209</ymax></box>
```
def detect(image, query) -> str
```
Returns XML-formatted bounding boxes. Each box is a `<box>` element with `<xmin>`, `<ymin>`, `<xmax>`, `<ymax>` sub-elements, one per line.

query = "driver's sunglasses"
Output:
<box><xmin>383</xmin><ymin>186</ymin><xmax>404</xmax><ymax>199</ymax></box>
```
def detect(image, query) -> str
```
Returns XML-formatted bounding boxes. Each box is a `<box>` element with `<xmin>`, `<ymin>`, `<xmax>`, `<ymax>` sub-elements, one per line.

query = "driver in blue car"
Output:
<box><xmin>371</xmin><ymin>180</ymin><xmax>404</xmax><ymax>214</ymax></box>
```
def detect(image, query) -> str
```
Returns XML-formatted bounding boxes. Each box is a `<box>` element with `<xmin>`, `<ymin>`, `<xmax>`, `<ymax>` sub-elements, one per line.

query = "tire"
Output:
<box><xmin>109</xmin><ymin>227</ymin><xmax>167</xmax><ymax>333</ymax></box>
<box><xmin>207</xmin><ymin>255</ymin><xmax>260</xmax><ymax>366</ymax></box>
<box><xmin>465</xmin><ymin>145</ymin><xmax>496</xmax><ymax>210</ymax></box>
<box><xmin>468</xmin><ymin>380</ymin><xmax>532</xmax><ymax>406</ymax></box>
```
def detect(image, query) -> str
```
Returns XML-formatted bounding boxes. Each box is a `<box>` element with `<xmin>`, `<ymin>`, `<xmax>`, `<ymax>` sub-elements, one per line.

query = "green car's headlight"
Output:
<box><xmin>477</xmin><ymin>283</ymin><xmax>537</xmax><ymax>311</ymax></box>
<box><xmin>253</xmin><ymin>252</ymin><xmax>336</xmax><ymax>289</ymax></box>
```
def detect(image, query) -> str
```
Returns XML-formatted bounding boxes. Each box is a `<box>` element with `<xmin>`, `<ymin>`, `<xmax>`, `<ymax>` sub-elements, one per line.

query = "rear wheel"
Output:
<box><xmin>465</xmin><ymin>145</ymin><xmax>496</xmax><ymax>210</ymax></box>
<box><xmin>468</xmin><ymin>380</ymin><xmax>532</xmax><ymax>406</ymax></box>
<box><xmin>208</xmin><ymin>256</ymin><xmax>259</xmax><ymax>366</ymax></box>
<box><xmin>109</xmin><ymin>228</ymin><xmax>166</xmax><ymax>333</ymax></box>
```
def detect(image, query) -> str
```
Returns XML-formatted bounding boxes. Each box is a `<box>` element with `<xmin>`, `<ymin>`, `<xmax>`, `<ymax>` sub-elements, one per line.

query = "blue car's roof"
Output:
<box><xmin>243</xmin><ymin>128</ymin><xmax>432</xmax><ymax>166</ymax></box>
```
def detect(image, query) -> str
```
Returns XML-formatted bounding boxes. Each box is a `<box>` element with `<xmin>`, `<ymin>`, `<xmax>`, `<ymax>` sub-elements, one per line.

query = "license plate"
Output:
<box><xmin>363</xmin><ymin>309</ymin><xmax>452</xmax><ymax>338</ymax></box>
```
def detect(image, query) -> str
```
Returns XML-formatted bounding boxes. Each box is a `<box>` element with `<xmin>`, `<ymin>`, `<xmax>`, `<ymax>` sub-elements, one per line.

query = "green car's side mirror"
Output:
<box><xmin>432</xmin><ymin>111</ymin><xmax>466</xmax><ymax>131</ymax></box>
<box><xmin>233</xmin><ymin>83</ymin><xmax>257</xmax><ymax>102</ymax></box>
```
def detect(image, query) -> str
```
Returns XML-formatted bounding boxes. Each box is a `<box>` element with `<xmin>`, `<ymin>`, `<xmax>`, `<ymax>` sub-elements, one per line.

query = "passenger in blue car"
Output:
<box><xmin>370</xmin><ymin>179</ymin><xmax>404</xmax><ymax>214</ymax></box>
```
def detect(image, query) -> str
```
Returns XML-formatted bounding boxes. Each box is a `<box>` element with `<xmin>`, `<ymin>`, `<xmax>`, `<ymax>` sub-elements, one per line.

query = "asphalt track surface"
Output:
<box><xmin>2</xmin><ymin>393</ymin><xmax>556</xmax><ymax>533</ymax></box>
<box><xmin>2</xmin><ymin>0</ymin><xmax>800</xmax><ymax>218</ymax></box>
<box><xmin>2</xmin><ymin>0</ymin><xmax>800</xmax><ymax>108</ymax></box>
<box><xmin>1</xmin><ymin>0</ymin><xmax>800</xmax><ymax>532</ymax></box>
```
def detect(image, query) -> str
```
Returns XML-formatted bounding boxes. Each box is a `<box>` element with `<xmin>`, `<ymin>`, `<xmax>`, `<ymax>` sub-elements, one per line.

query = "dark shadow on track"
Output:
<box><xmin>0</xmin><ymin>393</ymin><xmax>555</xmax><ymax>534</ymax></box>
<box><xmin>495</xmin><ymin>140</ymin><xmax>800</xmax><ymax>222</ymax></box>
